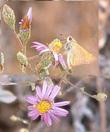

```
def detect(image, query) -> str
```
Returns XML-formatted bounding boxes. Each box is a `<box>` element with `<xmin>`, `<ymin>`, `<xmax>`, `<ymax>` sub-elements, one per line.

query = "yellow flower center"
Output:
<box><xmin>49</xmin><ymin>39</ymin><xmax>63</xmax><ymax>53</ymax></box>
<box><xmin>35</xmin><ymin>100</ymin><xmax>52</xmax><ymax>113</ymax></box>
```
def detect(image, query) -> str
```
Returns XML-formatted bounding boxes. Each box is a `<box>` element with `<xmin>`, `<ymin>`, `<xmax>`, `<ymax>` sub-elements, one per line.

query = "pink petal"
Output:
<box><xmin>49</xmin><ymin>85</ymin><xmax>61</xmax><ymax>100</ymax></box>
<box><xmin>36</xmin><ymin>86</ymin><xmax>42</xmax><ymax>99</ymax></box>
<box><xmin>28</xmin><ymin>110</ymin><xmax>37</xmax><ymax>116</ymax></box>
<box><xmin>30</xmin><ymin>114</ymin><xmax>39</xmax><ymax>120</ymax></box>
<box><xmin>49</xmin><ymin>110</ymin><xmax>59</xmax><ymax>122</ymax></box>
<box><xmin>58</xmin><ymin>54</ymin><xmax>67</xmax><ymax>70</ymax></box>
<box><xmin>34</xmin><ymin>47</ymin><xmax>48</xmax><ymax>53</ymax></box>
<box><xmin>27</xmin><ymin>7</ymin><xmax>32</xmax><ymax>23</ymax></box>
<box><xmin>32</xmin><ymin>42</ymin><xmax>49</xmax><ymax>54</ymax></box>
<box><xmin>27</xmin><ymin>106</ymin><xmax>35</xmax><ymax>111</ymax></box>
<box><xmin>53</xmin><ymin>52</ymin><xmax>58</xmax><ymax>62</ymax></box>
<box><xmin>19</xmin><ymin>21</ymin><xmax>22</xmax><ymax>24</ymax></box>
<box><xmin>53</xmin><ymin>107</ymin><xmax>69</xmax><ymax>117</ymax></box>
<box><xmin>36</xmin><ymin>47</ymin><xmax>46</xmax><ymax>51</ymax></box>
<box><xmin>32</xmin><ymin>46</ymin><xmax>44</xmax><ymax>52</ymax></box>
<box><xmin>25</xmin><ymin>96</ymin><xmax>37</xmax><ymax>104</ymax></box>
<box><xmin>40</xmin><ymin>49</ymin><xmax>50</xmax><ymax>54</ymax></box>
<box><xmin>54</xmin><ymin>101</ymin><xmax>70</xmax><ymax>107</ymax></box>
<box><xmin>28</xmin><ymin>110</ymin><xmax>39</xmax><ymax>120</ymax></box>
<box><xmin>42</xmin><ymin>80</ymin><xmax>48</xmax><ymax>98</ymax></box>
<box><xmin>43</xmin><ymin>113</ymin><xmax>52</xmax><ymax>126</ymax></box>
<box><xmin>44</xmin><ymin>85</ymin><xmax>54</xmax><ymax>98</ymax></box>
<box><xmin>32</xmin><ymin>42</ymin><xmax>49</xmax><ymax>49</ymax></box>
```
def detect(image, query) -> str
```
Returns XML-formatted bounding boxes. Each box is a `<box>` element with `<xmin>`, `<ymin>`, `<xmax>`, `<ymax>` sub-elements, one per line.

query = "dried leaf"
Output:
<box><xmin>80</xmin><ymin>87</ymin><xmax>107</xmax><ymax>102</ymax></box>
<box><xmin>0</xmin><ymin>89</ymin><xmax>16</xmax><ymax>103</ymax></box>
<box><xmin>0</xmin><ymin>52</ymin><xmax>4</xmax><ymax>73</ymax></box>
<box><xmin>10</xmin><ymin>115</ymin><xmax>29</xmax><ymax>124</ymax></box>
<box><xmin>2</xmin><ymin>4</ymin><xmax>16</xmax><ymax>30</ymax></box>
<box><xmin>19</xmin><ymin>128</ymin><xmax>29</xmax><ymax>132</ymax></box>
<box><xmin>93</xmin><ymin>93</ymin><xmax>107</xmax><ymax>102</ymax></box>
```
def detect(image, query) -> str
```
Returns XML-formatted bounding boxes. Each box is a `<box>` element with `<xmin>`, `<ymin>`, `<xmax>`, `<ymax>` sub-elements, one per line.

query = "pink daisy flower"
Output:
<box><xmin>32</xmin><ymin>39</ymin><xmax>67</xmax><ymax>70</ymax></box>
<box><xmin>25</xmin><ymin>80</ymin><xmax>70</xmax><ymax>126</ymax></box>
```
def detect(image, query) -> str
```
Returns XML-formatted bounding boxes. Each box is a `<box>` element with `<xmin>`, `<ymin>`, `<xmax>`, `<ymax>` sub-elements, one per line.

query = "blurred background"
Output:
<box><xmin>1</xmin><ymin>0</ymin><xmax>110</xmax><ymax>132</ymax></box>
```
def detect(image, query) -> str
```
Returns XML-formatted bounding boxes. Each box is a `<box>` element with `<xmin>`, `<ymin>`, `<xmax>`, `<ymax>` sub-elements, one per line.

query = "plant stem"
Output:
<box><xmin>58</xmin><ymin>72</ymin><xmax>68</xmax><ymax>87</ymax></box>
<box><xmin>28</xmin><ymin>54</ymin><xmax>39</xmax><ymax>60</ymax></box>
<box><xmin>97</xmin><ymin>77</ymin><xmax>107</xmax><ymax>132</ymax></box>
<box><xmin>63</xmin><ymin>75</ymin><xmax>96</xmax><ymax>95</ymax></box>
<box><xmin>22</xmin><ymin>45</ymin><xmax>27</xmax><ymax>72</ymax></box>
<box><xmin>24</xmin><ymin>45</ymin><xmax>26</xmax><ymax>55</ymax></box>
<box><xmin>14</xmin><ymin>30</ymin><xmax>27</xmax><ymax>72</ymax></box>
<box><xmin>14</xmin><ymin>30</ymin><xmax>23</xmax><ymax>50</ymax></box>
<box><xmin>28</xmin><ymin>120</ymin><xmax>32</xmax><ymax>131</ymax></box>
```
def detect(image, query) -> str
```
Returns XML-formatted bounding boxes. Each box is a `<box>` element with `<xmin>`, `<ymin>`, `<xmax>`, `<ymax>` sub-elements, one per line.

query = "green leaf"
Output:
<box><xmin>18</xmin><ymin>29</ymin><xmax>31</xmax><ymax>45</ymax></box>
<box><xmin>41</xmin><ymin>53</ymin><xmax>53</xmax><ymax>69</ymax></box>
<box><xmin>39</xmin><ymin>69</ymin><xmax>49</xmax><ymax>80</ymax></box>
<box><xmin>30</xmin><ymin>82</ymin><xmax>35</xmax><ymax>91</ymax></box>
<box><xmin>27</xmin><ymin>81</ymin><xmax>35</xmax><ymax>91</ymax></box>
<box><xmin>0</xmin><ymin>89</ymin><xmax>16</xmax><ymax>104</ymax></box>
<box><xmin>2</xmin><ymin>4</ymin><xmax>16</xmax><ymax>30</ymax></box>
<box><xmin>17</xmin><ymin>52</ymin><xmax>28</xmax><ymax>66</ymax></box>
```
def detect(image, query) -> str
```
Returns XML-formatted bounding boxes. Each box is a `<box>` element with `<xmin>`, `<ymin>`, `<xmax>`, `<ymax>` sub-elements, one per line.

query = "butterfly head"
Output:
<box><xmin>64</xmin><ymin>36</ymin><xmax>75</xmax><ymax>51</ymax></box>
<box><xmin>67</xmin><ymin>36</ymin><xmax>76</xmax><ymax>43</ymax></box>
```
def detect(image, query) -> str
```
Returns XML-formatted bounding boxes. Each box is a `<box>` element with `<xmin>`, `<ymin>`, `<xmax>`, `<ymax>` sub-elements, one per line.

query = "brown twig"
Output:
<box><xmin>62</xmin><ymin>75</ymin><xmax>97</xmax><ymax>96</ymax></box>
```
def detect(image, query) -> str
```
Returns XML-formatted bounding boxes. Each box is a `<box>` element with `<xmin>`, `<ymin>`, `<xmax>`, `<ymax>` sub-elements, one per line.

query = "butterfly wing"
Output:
<box><xmin>67</xmin><ymin>41</ymin><xmax>95</xmax><ymax>68</ymax></box>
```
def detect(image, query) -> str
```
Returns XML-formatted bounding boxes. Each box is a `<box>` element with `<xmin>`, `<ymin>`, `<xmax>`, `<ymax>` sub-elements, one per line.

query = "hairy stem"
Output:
<box><xmin>14</xmin><ymin>30</ymin><xmax>23</xmax><ymax>50</ymax></box>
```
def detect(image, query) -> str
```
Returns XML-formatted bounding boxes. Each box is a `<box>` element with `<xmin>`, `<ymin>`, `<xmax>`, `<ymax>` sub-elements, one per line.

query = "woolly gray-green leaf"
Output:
<box><xmin>2</xmin><ymin>4</ymin><xmax>16</xmax><ymax>30</ymax></box>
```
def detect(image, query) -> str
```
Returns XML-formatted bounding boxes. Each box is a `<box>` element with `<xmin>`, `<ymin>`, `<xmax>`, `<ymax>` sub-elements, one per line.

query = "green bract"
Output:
<box><xmin>17</xmin><ymin>52</ymin><xmax>28</xmax><ymax>66</ymax></box>
<box><xmin>2</xmin><ymin>4</ymin><xmax>16</xmax><ymax>30</ymax></box>
<box><xmin>18</xmin><ymin>29</ymin><xmax>31</xmax><ymax>45</ymax></box>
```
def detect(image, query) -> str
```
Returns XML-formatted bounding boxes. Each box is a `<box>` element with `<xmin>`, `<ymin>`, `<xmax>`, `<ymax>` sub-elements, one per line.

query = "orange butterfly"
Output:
<box><xmin>64</xmin><ymin>36</ymin><xmax>95</xmax><ymax>69</ymax></box>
